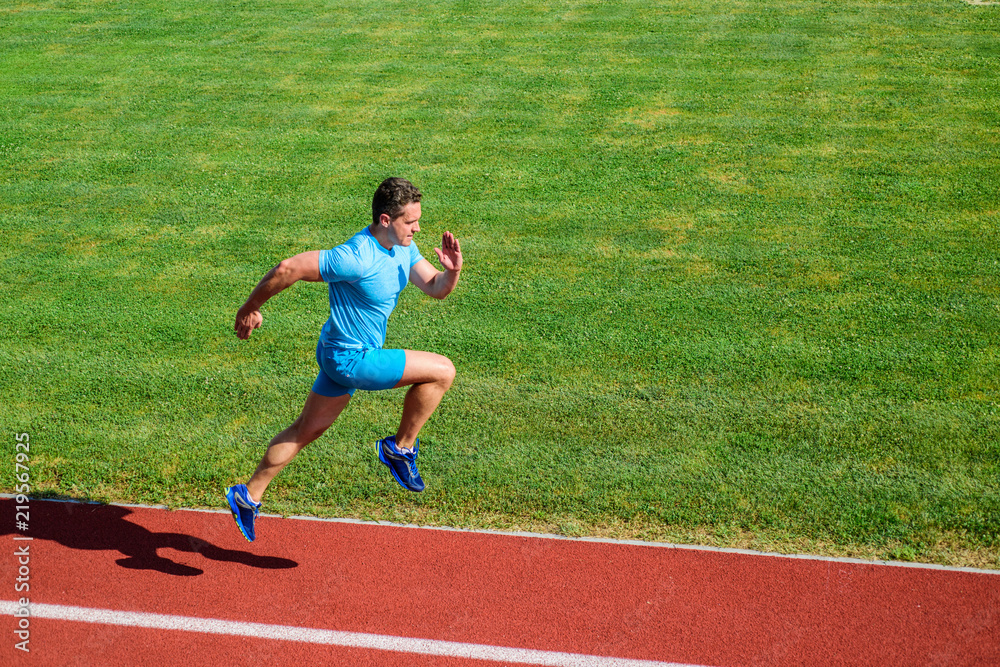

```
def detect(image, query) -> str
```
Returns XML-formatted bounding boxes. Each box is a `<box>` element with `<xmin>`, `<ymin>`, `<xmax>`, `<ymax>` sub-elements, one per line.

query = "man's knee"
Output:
<box><xmin>437</xmin><ymin>355</ymin><xmax>456</xmax><ymax>387</ymax></box>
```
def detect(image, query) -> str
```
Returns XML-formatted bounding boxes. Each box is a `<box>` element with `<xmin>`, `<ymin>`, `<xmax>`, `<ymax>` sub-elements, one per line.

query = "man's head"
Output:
<box><xmin>372</xmin><ymin>177</ymin><xmax>422</xmax><ymax>225</ymax></box>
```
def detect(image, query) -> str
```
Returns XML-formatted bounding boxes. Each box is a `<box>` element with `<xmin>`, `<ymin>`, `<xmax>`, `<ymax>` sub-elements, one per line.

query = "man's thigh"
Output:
<box><xmin>297</xmin><ymin>390</ymin><xmax>352</xmax><ymax>433</ymax></box>
<box><xmin>393</xmin><ymin>350</ymin><xmax>455</xmax><ymax>388</ymax></box>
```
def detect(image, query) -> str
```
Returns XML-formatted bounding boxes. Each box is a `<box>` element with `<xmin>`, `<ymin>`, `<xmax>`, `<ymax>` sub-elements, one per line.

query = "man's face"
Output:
<box><xmin>385</xmin><ymin>201</ymin><xmax>421</xmax><ymax>246</ymax></box>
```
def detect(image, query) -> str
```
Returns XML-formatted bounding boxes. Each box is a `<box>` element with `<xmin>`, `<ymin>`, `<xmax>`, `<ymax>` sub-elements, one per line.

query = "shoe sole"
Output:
<box><xmin>375</xmin><ymin>441</ymin><xmax>424</xmax><ymax>493</ymax></box>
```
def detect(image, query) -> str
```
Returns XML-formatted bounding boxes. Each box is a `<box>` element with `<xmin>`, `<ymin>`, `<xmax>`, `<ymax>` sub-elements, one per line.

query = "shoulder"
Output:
<box><xmin>408</xmin><ymin>240</ymin><xmax>423</xmax><ymax>266</ymax></box>
<box><xmin>351</xmin><ymin>227</ymin><xmax>384</xmax><ymax>260</ymax></box>
<box><xmin>319</xmin><ymin>228</ymin><xmax>371</xmax><ymax>281</ymax></box>
<box><xmin>334</xmin><ymin>229</ymin><xmax>377</xmax><ymax>258</ymax></box>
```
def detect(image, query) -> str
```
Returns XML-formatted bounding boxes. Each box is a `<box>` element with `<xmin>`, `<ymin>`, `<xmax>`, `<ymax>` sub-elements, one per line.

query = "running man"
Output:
<box><xmin>225</xmin><ymin>177</ymin><xmax>462</xmax><ymax>542</ymax></box>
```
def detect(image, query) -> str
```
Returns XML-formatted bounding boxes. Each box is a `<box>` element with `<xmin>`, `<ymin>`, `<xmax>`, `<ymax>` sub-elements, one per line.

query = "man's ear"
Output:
<box><xmin>379</xmin><ymin>213</ymin><xmax>392</xmax><ymax>227</ymax></box>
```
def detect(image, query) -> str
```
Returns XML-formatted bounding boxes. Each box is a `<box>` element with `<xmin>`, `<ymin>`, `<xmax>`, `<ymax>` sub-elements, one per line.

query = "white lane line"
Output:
<box><xmin>3</xmin><ymin>495</ymin><xmax>996</xmax><ymax>575</ymax></box>
<box><xmin>0</xmin><ymin>601</ymin><xmax>704</xmax><ymax>667</ymax></box>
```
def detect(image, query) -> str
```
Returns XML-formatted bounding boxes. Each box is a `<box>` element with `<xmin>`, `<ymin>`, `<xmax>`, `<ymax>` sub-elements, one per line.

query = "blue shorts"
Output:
<box><xmin>312</xmin><ymin>341</ymin><xmax>406</xmax><ymax>398</ymax></box>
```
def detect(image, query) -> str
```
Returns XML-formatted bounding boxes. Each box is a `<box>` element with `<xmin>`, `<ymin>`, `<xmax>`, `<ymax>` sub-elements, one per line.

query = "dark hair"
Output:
<box><xmin>372</xmin><ymin>177</ymin><xmax>422</xmax><ymax>224</ymax></box>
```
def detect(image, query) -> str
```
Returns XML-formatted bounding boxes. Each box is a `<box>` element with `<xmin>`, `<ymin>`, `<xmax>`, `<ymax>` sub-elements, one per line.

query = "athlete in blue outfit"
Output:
<box><xmin>225</xmin><ymin>178</ymin><xmax>462</xmax><ymax>541</ymax></box>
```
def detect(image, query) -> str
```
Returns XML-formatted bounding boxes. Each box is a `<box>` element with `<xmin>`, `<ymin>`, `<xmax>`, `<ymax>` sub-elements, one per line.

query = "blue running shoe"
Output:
<box><xmin>376</xmin><ymin>436</ymin><xmax>425</xmax><ymax>492</ymax></box>
<box><xmin>225</xmin><ymin>484</ymin><xmax>262</xmax><ymax>542</ymax></box>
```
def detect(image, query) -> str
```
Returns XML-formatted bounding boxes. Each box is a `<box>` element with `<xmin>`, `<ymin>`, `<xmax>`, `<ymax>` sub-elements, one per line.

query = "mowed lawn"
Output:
<box><xmin>1</xmin><ymin>0</ymin><xmax>997</xmax><ymax>568</ymax></box>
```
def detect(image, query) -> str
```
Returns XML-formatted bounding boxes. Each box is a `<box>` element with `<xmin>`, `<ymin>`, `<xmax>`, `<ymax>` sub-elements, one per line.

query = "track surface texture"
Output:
<box><xmin>2</xmin><ymin>498</ymin><xmax>998</xmax><ymax>665</ymax></box>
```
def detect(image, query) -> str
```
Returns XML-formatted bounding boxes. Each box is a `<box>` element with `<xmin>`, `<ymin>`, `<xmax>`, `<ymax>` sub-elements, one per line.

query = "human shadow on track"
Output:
<box><xmin>2</xmin><ymin>497</ymin><xmax>297</xmax><ymax>577</ymax></box>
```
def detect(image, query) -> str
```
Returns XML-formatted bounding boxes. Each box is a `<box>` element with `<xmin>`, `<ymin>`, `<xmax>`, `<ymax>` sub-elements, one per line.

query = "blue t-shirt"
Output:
<box><xmin>317</xmin><ymin>227</ymin><xmax>423</xmax><ymax>350</ymax></box>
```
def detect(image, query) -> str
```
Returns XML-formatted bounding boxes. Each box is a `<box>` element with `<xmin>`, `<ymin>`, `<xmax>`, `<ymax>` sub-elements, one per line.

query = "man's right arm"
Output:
<box><xmin>235</xmin><ymin>251</ymin><xmax>322</xmax><ymax>340</ymax></box>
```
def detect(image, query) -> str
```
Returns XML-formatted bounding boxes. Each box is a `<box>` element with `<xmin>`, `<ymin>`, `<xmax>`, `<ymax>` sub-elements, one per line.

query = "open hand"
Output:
<box><xmin>434</xmin><ymin>231</ymin><xmax>463</xmax><ymax>272</ymax></box>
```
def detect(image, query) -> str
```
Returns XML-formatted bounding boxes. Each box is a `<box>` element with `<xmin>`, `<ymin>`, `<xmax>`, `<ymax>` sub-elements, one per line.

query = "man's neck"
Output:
<box><xmin>368</xmin><ymin>223</ymin><xmax>394</xmax><ymax>251</ymax></box>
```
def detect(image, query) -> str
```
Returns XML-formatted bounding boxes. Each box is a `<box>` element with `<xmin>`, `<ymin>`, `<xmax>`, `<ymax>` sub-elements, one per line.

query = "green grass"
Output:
<box><xmin>1</xmin><ymin>0</ymin><xmax>998</xmax><ymax>568</ymax></box>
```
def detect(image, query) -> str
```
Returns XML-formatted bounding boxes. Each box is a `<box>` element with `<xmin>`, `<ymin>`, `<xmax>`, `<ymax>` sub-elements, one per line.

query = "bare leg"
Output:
<box><xmin>393</xmin><ymin>350</ymin><xmax>456</xmax><ymax>450</ymax></box>
<box><xmin>246</xmin><ymin>390</ymin><xmax>351</xmax><ymax>502</ymax></box>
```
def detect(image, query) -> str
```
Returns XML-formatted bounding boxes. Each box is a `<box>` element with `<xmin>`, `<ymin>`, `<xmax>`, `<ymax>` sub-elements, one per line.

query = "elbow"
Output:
<box><xmin>431</xmin><ymin>284</ymin><xmax>453</xmax><ymax>300</ymax></box>
<box><xmin>430</xmin><ymin>272</ymin><xmax>457</xmax><ymax>299</ymax></box>
<box><xmin>273</xmin><ymin>259</ymin><xmax>299</xmax><ymax>282</ymax></box>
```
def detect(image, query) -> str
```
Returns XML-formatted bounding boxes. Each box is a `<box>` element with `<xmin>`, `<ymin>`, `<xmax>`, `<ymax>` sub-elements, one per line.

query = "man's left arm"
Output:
<box><xmin>410</xmin><ymin>231</ymin><xmax>462</xmax><ymax>300</ymax></box>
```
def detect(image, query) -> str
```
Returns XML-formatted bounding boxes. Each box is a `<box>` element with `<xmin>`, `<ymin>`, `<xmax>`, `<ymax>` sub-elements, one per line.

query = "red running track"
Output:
<box><xmin>1</xmin><ymin>498</ymin><xmax>998</xmax><ymax>665</ymax></box>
